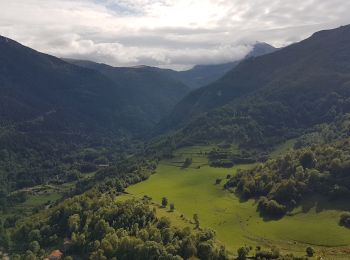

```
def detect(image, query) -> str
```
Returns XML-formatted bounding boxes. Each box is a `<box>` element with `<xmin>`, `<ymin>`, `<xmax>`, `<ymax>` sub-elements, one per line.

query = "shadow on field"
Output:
<box><xmin>300</xmin><ymin>196</ymin><xmax>350</xmax><ymax>214</ymax></box>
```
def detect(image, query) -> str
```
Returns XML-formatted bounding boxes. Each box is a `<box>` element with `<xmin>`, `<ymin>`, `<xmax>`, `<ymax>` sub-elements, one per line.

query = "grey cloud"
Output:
<box><xmin>0</xmin><ymin>0</ymin><xmax>349</xmax><ymax>70</ymax></box>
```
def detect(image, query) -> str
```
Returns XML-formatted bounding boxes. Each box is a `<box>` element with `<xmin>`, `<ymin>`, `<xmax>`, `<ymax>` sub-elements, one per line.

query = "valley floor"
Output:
<box><xmin>123</xmin><ymin>146</ymin><xmax>350</xmax><ymax>259</ymax></box>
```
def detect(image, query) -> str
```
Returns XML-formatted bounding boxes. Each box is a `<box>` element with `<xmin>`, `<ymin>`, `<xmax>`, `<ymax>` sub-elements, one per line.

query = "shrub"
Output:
<box><xmin>182</xmin><ymin>158</ymin><xmax>192</xmax><ymax>168</ymax></box>
<box><xmin>339</xmin><ymin>212</ymin><xmax>350</xmax><ymax>228</ymax></box>
<box><xmin>258</xmin><ymin>197</ymin><xmax>286</xmax><ymax>217</ymax></box>
<box><xmin>306</xmin><ymin>246</ymin><xmax>315</xmax><ymax>257</ymax></box>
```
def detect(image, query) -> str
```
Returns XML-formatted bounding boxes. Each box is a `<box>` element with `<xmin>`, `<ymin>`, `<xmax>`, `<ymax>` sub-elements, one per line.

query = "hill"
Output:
<box><xmin>64</xmin><ymin>59</ymin><xmax>190</xmax><ymax>124</ymax></box>
<box><xmin>168</xmin><ymin>42</ymin><xmax>276</xmax><ymax>90</ymax></box>
<box><xmin>157</xmin><ymin>25</ymin><xmax>350</xmax><ymax>148</ymax></box>
<box><xmin>0</xmin><ymin>35</ymin><xmax>188</xmax><ymax>195</ymax></box>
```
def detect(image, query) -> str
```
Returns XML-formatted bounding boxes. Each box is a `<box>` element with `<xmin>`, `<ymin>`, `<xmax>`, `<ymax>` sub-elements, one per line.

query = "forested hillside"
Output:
<box><xmin>157</xmin><ymin>25</ymin><xmax>350</xmax><ymax>149</ymax></box>
<box><xmin>64</xmin><ymin>59</ymin><xmax>190</xmax><ymax>124</ymax></box>
<box><xmin>0</xmin><ymin>35</ymin><xmax>187</xmax><ymax>200</ymax></box>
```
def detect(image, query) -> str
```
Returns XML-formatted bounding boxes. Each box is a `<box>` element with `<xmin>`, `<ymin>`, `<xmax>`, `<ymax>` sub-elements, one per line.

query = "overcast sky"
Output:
<box><xmin>0</xmin><ymin>0</ymin><xmax>349</xmax><ymax>70</ymax></box>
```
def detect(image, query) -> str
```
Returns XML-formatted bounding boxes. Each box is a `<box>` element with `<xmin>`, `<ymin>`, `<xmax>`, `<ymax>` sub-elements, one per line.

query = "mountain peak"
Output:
<box><xmin>246</xmin><ymin>42</ymin><xmax>277</xmax><ymax>58</ymax></box>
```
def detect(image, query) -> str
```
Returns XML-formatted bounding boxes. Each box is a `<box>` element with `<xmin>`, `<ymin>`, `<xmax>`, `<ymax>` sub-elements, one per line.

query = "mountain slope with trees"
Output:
<box><xmin>0</xmin><ymin>35</ymin><xmax>187</xmax><ymax>198</ymax></box>
<box><xmin>64</xmin><ymin>59</ymin><xmax>190</xmax><ymax>125</ymax></box>
<box><xmin>157</xmin><ymin>25</ymin><xmax>350</xmax><ymax>148</ymax></box>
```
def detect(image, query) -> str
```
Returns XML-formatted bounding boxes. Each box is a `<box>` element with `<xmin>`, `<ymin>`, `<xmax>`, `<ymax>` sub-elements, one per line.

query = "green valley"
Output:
<box><xmin>1</xmin><ymin>12</ymin><xmax>350</xmax><ymax>259</ymax></box>
<box><xmin>126</xmin><ymin>145</ymin><xmax>350</xmax><ymax>259</ymax></box>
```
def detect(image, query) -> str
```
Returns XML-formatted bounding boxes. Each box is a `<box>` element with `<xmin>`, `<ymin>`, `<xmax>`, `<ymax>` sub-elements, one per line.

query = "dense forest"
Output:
<box><xmin>0</xmin><ymin>34</ymin><xmax>190</xmax><ymax>201</ymax></box>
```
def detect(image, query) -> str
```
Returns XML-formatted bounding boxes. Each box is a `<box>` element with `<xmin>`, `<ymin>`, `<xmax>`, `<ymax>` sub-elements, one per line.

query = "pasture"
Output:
<box><xmin>126</xmin><ymin>145</ymin><xmax>350</xmax><ymax>258</ymax></box>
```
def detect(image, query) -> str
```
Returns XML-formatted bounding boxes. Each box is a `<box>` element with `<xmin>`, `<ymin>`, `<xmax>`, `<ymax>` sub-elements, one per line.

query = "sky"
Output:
<box><xmin>0</xmin><ymin>0</ymin><xmax>350</xmax><ymax>70</ymax></box>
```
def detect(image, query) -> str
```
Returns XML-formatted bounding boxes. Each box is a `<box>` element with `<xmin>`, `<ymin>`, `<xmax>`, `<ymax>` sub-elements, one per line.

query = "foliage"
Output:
<box><xmin>225</xmin><ymin>138</ymin><xmax>350</xmax><ymax>217</ymax></box>
<box><xmin>339</xmin><ymin>212</ymin><xmax>350</xmax><ymax>228</ymax></box>
<box><xmin>237</xmin><ymin>246</ymin><xmax>250</xmax><ymax>260</ymax></box>
<box><xmin>9</xmin><ymin>192</ymin><xmax>227</xmax><ymax>259</ymax></box>
<box><xmin>193</xmin><ymin>214</ymin><xmax>200</xmax><ymax>229</ymax></box>
<box><xmin>305</xmin><ymin>246</ymin><xmax>315</xmax><ymax>257</ymax></box>
<box><xmin>182</xmin><ymin>158</ymin><xmax>192</xmax><ymax>169</ymax></box>
<box><xmin>162</xmin><ymin>197</ymin><xmax>168</xmax><ymax>208</ymax></box>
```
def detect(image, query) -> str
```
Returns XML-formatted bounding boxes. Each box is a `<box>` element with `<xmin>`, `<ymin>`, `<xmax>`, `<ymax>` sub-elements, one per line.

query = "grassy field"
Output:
<box><xmin>126</xmin><ymin>145</ymin><xmax>350</xmax><ymax>258</ymax></box>
<box><xmin>1</xmin><ymin>172</ymin><xmax>96</xmax><ymax>221</ymax></box>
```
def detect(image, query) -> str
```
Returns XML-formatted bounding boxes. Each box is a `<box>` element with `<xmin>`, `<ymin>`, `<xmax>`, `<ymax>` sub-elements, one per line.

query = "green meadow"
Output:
<box><xmin>126</xmin><ymin>145</ymin><xmax>350</xmax><ymax>258</ymax></box>
<box><xmin>1</xmin><ymin>172</ymin><xmax>95</xmax><ymax>221</ymax></box>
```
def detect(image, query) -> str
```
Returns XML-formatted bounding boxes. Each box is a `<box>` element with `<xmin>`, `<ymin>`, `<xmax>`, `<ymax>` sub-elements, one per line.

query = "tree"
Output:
<box><xmin>28</xmin><ymin>229</ymin><xmax>41</xmax><ymax>242</ymax></box>
<box><xmin>182</xmin><ymin>158</ymin><xmax>192</xmax><ymax>168</ymax></box>
<box><xmin>161</xmin><ymin>197</ymin><xmax>168</xmax><ymax>208</ymax></box>
<box><xmin>193</xmin><ymin>214</ymin><xmax>199</xmax><ymax>229</ymax></box>
<box><xmin>181</xmin><ymin>238</ymin><xmax>197</xmax><ymax>259</ymax></box>
<box><xmin>28</xmin><ymin>241</ymin><xmax>40</xmax><ymax>254</ymax></box>
<box><xmin>24</xmin><ymin>250</ymin><xmax>37</xmax><ymax>260</ymax></box>
<box><xmin>299</xmin><ymin>151</ymin><xmax>316</xmax><ymax>169</ymax></box>
<box><xmin>340</xmin><ymin>212</ymin><xmax>350</xmax><ymax>228</ymax></box>
<box><xmin>218</xmin><ymin>245</ymin><xmax>228</xmax><ymax>260</ymax></box>
<box><xmin>157</xmin><ymin>217</ymin><xmax>171</xmax><ymax>229</ymax></box>
<box><xmin>68</xmin><ymin>214</ymin><xmax>81</xmax><ymax>233</ymax></box>
<box><xmin>237</xmin><ymin>246</ymin><xmax>250</xmax><ymax>260</ymax></box>
<box><xmin>197</xmin><ymin>242</ymin><xmax>214</xmax><ymax>260</ymax></box>
<box><xmin>170</xmin><ymin>203</ymin><xmax>175</xmax><ymax>212</ymax></box>
<box><xmin>306</xmin><ymin>246</ymin><xmax>315</xmax><ymax>257</ymax></box>
<box><xmin>89</xmin><ymin>249</ymin><xmax>107</xmax><ymax>260</ymax></box>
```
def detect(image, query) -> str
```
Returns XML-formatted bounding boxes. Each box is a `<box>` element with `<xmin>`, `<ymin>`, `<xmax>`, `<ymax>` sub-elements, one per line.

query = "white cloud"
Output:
<box><xmin>0</xmin><ymin>0</ymin><xmax>349</xmax><ymax>70</ymax></box>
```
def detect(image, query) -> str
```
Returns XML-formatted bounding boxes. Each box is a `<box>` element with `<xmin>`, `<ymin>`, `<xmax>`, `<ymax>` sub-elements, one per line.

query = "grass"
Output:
<box><xmin>126</xmin><ymin>145</ymin><xmax>350</xmax><ymax>258</ymax></box>
<box><xmin>1</xmin><ymin>171</ymin><xmax>97</xmax><ymax>220</ymax></box>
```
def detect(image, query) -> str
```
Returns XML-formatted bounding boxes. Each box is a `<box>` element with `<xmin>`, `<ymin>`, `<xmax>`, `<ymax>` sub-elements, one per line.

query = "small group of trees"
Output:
<box><xmin>161</xmin><ymin>197</ymin><xmax>175</xmax><ymax>212</ymax></box>
<box><xmin>237</xmin><ymin>246</ymin><xmax>280</xmax><ymax>260</ymax></box>
<box><xmin>215</xmin><ymin>179</ymin><xmax>222</xmax><ymax>185</ymax></box>
<box><xmin>224</xmin><ymin>139</ymin><xmax>350</xmax><ymax>220</ymax></box>
<box><xmin>236</xmin><ymin>245</ymin><xmax>315</xmax><ymax>259</ymax></box>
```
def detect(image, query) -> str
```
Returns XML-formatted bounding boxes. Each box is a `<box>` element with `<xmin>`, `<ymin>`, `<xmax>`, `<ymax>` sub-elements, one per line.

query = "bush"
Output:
<box><xmin>339</xmin><ymin>212</ymin><xmax>350</xmax><ymax>228</ymax></box>
<box><xmin>237</xmin><ymin>246</ymin><xmax>250</xmax><ymax>260</ymax></box>
<box><xmin>306</xmin><ymin>246</ymin><xmax>315</xmax><ymax>257</ymax></box>
<box><xmin>258</xmin><ymin>197</ymin><xmax>286</xmax><ymax>217</ymax></box>
<box><xmin>161</xmin><ymin>197</ymin><xmax>168</xmax><ymax>208</ymax></box>
<box><xmin>182</xmin><ymin>158</ymin><xmax>192</xmax><ymax>168</ymax></box>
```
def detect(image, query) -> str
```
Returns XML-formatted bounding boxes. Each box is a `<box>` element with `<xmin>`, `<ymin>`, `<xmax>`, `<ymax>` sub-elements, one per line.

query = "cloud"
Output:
<box><xmin>0</xmin><ymin>0</ymin><xmax>349</xmax><ymax>70</ymax></box>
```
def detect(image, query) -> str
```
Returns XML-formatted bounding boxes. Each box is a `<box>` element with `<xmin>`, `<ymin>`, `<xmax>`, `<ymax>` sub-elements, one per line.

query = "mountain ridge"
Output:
<box><xmin>163</xmin><ymin>42</ymin><xmax>277</xmax><ymax>90</ymax></box>
<box><xmin>155</xmin><ymin>24</ymin><xmax>350</xmax><ymax>147</ymax></box>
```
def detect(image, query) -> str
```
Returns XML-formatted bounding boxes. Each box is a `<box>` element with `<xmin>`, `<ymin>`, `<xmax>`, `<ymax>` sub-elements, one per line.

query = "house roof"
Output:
<box><xmin>49</xmin><ymin>250</ymin><xmax>63</xmax><ymax>257</ymax></box>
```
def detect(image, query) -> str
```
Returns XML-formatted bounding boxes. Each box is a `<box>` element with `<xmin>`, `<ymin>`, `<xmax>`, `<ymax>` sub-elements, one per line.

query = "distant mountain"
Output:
<box><xmin>0</xmin><ymin>36</ymin><xmax>125</xmax><ymax>134</ymax></box>
<box><xmin>169</xmin><ymin>42</ymin><xmax>277</xmax><ymax>90</ymax></box>
<box><xmin>0</xmin><ymin>36</ymin><xmax>188</xmax><ymax>192</ymax></box>
<box><xmin>64</xmin><ymin>59</ymin><xmax>190</xmax><ymax>125</ymax></box>
<box><xmin>157</xmin><ymin>25</ymin><xmax>350</xmax><ymax>147</ymax></box>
